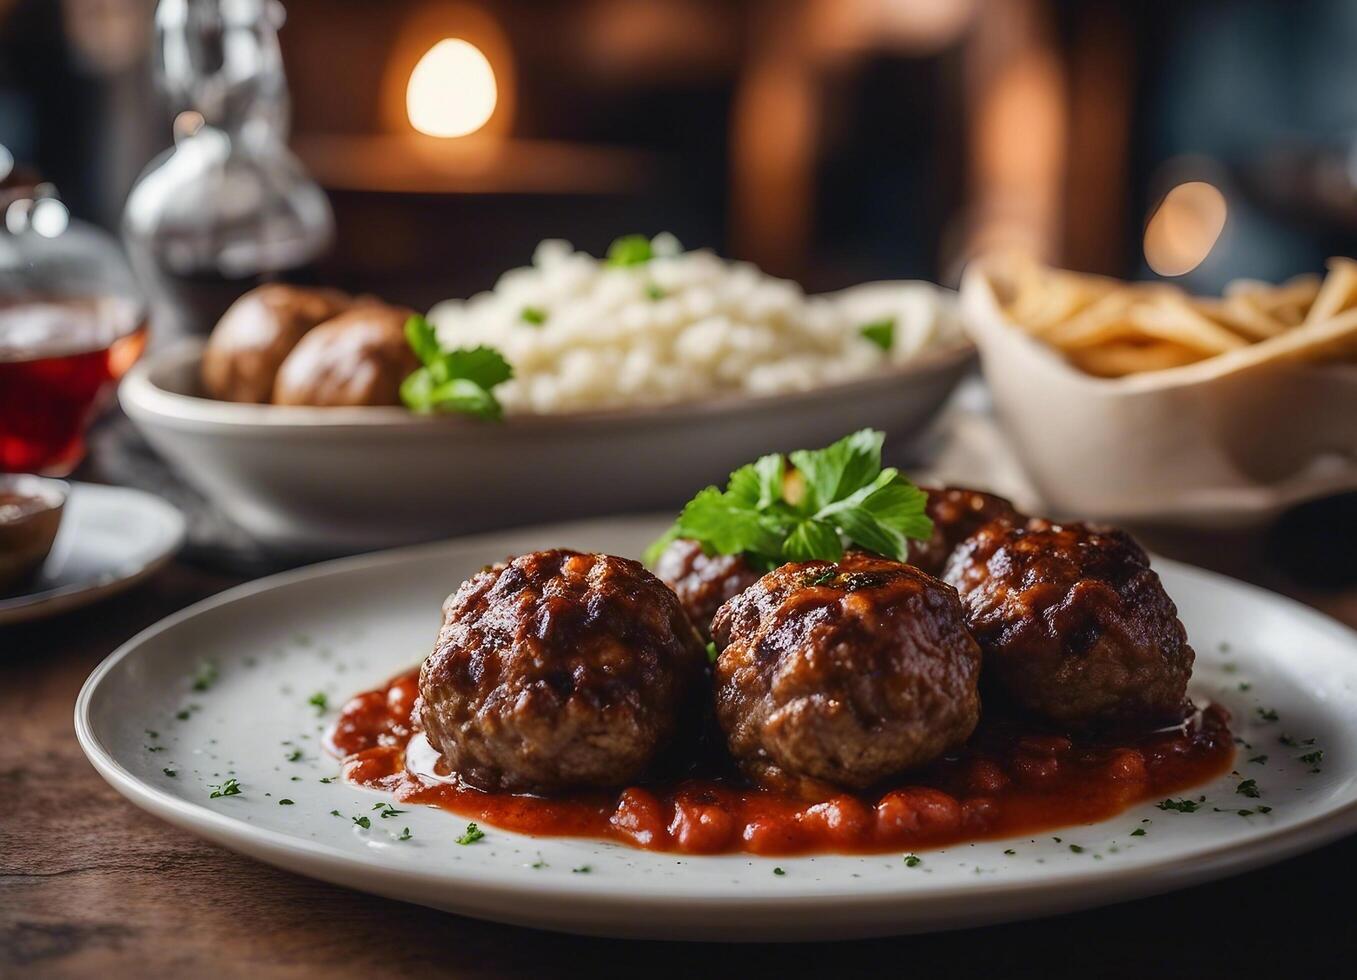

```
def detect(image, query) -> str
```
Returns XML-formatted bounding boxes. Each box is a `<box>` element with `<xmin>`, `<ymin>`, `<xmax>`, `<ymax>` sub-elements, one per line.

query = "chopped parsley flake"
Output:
<box><xmin>176</xmin><ymin>709</ymin><xmax>191</xmax><ymax>721</ymax></box>
<box><xmin>1248</xmin><ymin>755</ymin><xmax>1268</xmax><ymax>765</ymax></box>
<box><xmin>904</xmin><ymin>854</ymin><xmax>922</xmax><ymax>867</ymax></box>
<box><xmin>398</xmin><ymin>827</ymin><xmax>412</xmax><ymax>841</ymax></box>
<box><xmin>456</xmin><ymin>822</ymin><xmax>486</xmax><ymax>845</ymax></box>
<box><xmin>307</xmin><ymin>692</ymin><xmax>328</xmax><ymax>714</ymax></box>
<box><xmin>330</xmin><ymin>809</ymin><xmax>342</xmax><ymax>817</ymax></box>
<box><xmin>520</xmin><ymin>306</ymin><xmax>547</xmax><ymax>326</ymax></box>
<box><xmin>286</xmin><ymin>749</ymin><xmax>303</xmax><ymax>762</ymax></box>
<box><xmin>1130</xmin><ymin>828</ymin><xmax>1146</xmax><ymax>836</ymax></box>
<box><xmin>319</xmin><ymin>777</ymin><xmax>334</xmax><ymax>784</ymax></box>
<box><xmin>705</xmin><ymin>641</ymin><xmax>718</xmax><ymax>664</ymax></box>
<box><xmin>1239</xmin><ymin>683</ymin><xmax>1252</xmax><ymax>692</ymax></box>
<box><xmin>1156</xmin><ymin>798</ymin><xmax>1200</xmax><ymax>813</ymax></box>
<box><xmin>645</xmin><ymin>284</ymin><xmax>665</xmax><ymax>301</ymax></box>
<box><xmin>191</xmin><ymin>661</ymin><xmax>218</xmax><ymax>692</ymax></box>
<box><xmin>1003</xmin><ymin>849</ymin><xmax>1016</xmax><ymax>856</ymax></box>
<box><xmin>1256</xmin><ymin>707</ymin><xmax>1279</xmax><ymax>723</ymax></box>
<box><xmin>1236</xmin><ymin>779</ymin><xmax>1261</xmax><ymax>798</ymax></box>
<box><xmin>1068</xmin><ymin>844</ymin><xmax>1085</xmax><ymax>853</ymax></box>
<box><xmin>572</xmin><ymin>865</ymin><xmax>592</xmax><ymax>874</ymax></box>
<box><xmin>145</xmin><ymin>729</ymin><xmax>159</xmax><ymax>739</ymax></box>
<box><xmin>372</xmin><ymin>803</ymin><xmax>407</xmax><ymax>819</ymax></box>
<box><xmin>279</xmin><ymin>799</ymin><xmax>295</xmax><ymax>805</ymax></box>
<box><xmin>162</xmin><ymin>768</ymin><xmax>177</xmax><ymax>778</ymax></box>
<box><xmin>1257</xmin><ymin>805</ymin><xmax>1273</xmax><ymax>814</ymax></box>
<box><xmin>773</xmin><ymin>867</ymin><xmax>786</xmax><ymax>876</ymax></box>
<box><xmin>353</xmin><ymin>815</ymin><xmax>371</xmax><ymax>829</ymax></box>
<box><xmin>858</xmin><ymin>318</ymin><xmax>895</xmax><ymax>351</ymax></box>
<box><xmin>1299</xmin><ymin>750</ymin><xmax>1324</xmax><ymax>766</ymax></box>
<box><xmin>1279</xmin><ymin>734</ymin><xmax>1298</xmax><ymax>747</ymax></box>
<box><xmin>208</xmin><ymin>778</ymin><xmax>241</xmax><ymax>799</ymax></box>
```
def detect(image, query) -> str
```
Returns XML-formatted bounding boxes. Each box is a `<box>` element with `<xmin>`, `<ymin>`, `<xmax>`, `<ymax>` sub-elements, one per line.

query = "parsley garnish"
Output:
<box><xmin>1257</xmin><ymin>805</ymin><xmax>1273</xmax><ymax>814</ymax></box>
<box><xmin>1068</xmin><ymin>844</ymin><xmax>1084</xmax><ymax>853</ymax></box>
<box><xmin>1256</xmin><ymin>707</ymin><xmax>1279</xmax><ymax>723</ymax></box>
<box><xmin>456</xmin><ymin>822</ymin><xmax>486</xmax><ymax>845</ymax></box>
<box><xmin>520</xmin><ymin>306</ymin><xmax>547</xmax><ymax>326</ymax></box>
<box><xmin>307</xmin><ymin>692</ymin><xmax>328</xmax><ymax>715</ymax></box>
<box><xmin>353</xmin><ymin>815</ymin><xmax>371</xmax><ymax>829</ymax></box>
<box><xmin>705</xmin><ymin>641</ymin><xmax>718</xmax><ymax>664</ymax></box>
<box><xmin>645</xmin><ymin>429</ymin><xmax>932</xmax><ymax>566</ymax></box>
<box><xmin>400</xmin><ymin>314</ymin><xmax>512</xmax><ymax>420</ymax></box>
<box><xmin>398</xmin><ymin>827</ymin><xmax>412</xmax><ymax>841</ymax></box>
<box><xmin>904</xmin><ymin>854</ymin><xmax>922</xmax><ymax>867</ymax></box>
<box><xmin>645</xmin><ymin>283</ymin><xmax>665</xmax><ymax>301</ymax></box>
<box><xmin>572</xmin><ymin>865</ymin><xmax>592</xmax><ymax>874</ymax></box>
<box><xmin>1130</xmin><ymin>828</ymin><xmax>1146</xmax><ymax>836</ymax></box>
<box><xmin>175</xmin><ymin>709</ymin><xmax>191</xmax><ymax>721</ymax></box>
<box><xmin>1279</xmin><ymin>734</ymin><xmax>1298</xmax><ymax>747</ymax></box>
<box><xmin>208</xmin><ymin>778</ymin><xmax>241</xmax><ymax>799</ymax></box>
<box><xmin>858</xmin><ymin>318</ymin><xmax>894</xmax><ymax>351</ymax></box>
<box><xmin>1156</xmin><ymin>798</ymin><xmax>1200</xmax><ymax>813</ymax></box>
<box><xmin>191</xmin><ymin>661</ymin><xmax>218</xmax><ymax>692</ymax></box>
<box><xmin>1003</xmin><ymin>848</ymin><xmax>1016</xmax><ymax>855</ymax></box>
<box><xmin>319</xmin><ymin>777</ymin><xmax>334</xmax><ymax>784</ymax></box>
<box><xmin>1299</xmin><ymin>750</ymin><xmax>1324</xmax><ymax>767</ymax></box>
<box><xmin>330</xmin><ymin>809</ymin><xmax>342</xmax><ymax>817</ymax></box>
<box><xmin>286</xmin><ymin>749</ymin><xmax>303</xmax><ymax>762</ymax></box>
<box><xmin>279</xmin><ymin>799</ymin><xmax>295</xmax><ymax>805</ymax></box>
<box><xmin>372</xmin><ymin>803</ymin><xmax>407</xmax><ymax>819</ymax></box>
<box><xmin>163</xmin><ymin>767</ymin><xmax>177</xmax><ymax>778</ymax></box>
<box><xmin>773</xmin><ymin>867</ymin><xmax>786</xmax><ymax>876</ymax></box>
<box><xmin>1248</xmin><ymin>755</ymin><xmax>1268</xmax><ymax>764</ymax></box>
<box><xmin>606</xmin><ymin>234</ymin><xmax>654</xmax><ymax>267</ymax></box>
<box><xmin>1236</xmin><ymin>779</ymin><xmax>1261</xmax><ymax>798</ymax></box>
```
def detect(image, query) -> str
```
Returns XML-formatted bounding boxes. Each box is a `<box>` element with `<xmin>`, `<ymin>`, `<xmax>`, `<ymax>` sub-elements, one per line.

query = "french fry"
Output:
<box><xmin>1067</xmin><ymin>340</ymin><xmax>1202</xmax><ymax>377</ymax></box>
<box><xmin>1302</xmin><ymin>259</ymin><xmax>1357</xmax><ymax>326</ymax></box>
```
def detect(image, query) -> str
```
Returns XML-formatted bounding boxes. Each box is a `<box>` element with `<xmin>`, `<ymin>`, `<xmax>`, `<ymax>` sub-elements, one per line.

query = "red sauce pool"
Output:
<box><xmin>328</xmin><ymin>668</ymin><xmax>1235</xmax><ymax>856</ymax></box>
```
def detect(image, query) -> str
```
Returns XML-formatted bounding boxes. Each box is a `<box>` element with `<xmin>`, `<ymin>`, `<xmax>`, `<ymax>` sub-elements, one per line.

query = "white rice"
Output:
<box><xmin>426</xmin><ymin>237</ymin><xmax>963</xmax><ymax>414</ymax></box>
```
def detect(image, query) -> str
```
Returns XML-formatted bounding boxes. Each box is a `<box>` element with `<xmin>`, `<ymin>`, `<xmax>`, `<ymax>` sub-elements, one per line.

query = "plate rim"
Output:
<box><xmin>73</xmin><ymin>521</ymin><xmax>1357</xmax><ymax>921</ymax></box>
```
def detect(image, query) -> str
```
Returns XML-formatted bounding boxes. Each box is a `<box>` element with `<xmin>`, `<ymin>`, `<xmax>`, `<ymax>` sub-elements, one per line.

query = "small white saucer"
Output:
<box><xmin>0</xmin><ymin>483</ymin><xmax>185</xmax><ymax>626</ymax></box>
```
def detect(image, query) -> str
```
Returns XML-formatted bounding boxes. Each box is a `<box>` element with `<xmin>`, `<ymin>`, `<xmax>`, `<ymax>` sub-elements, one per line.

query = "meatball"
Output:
<box><xmin>653</xmin><ymin>538</ymin><xmax>762</xmax><ymax>640</ymax></box>
<box><xmin>907</xmin><ymin>485</ymin><xmax>1022</xmax><ymax>576</ymax></box>
<box><xmin>272</xmin><ymin>303</ymin><xmax>419</xmax><ymax>406</ymax></box>
<box><xmin>712</xmin><ymin>553</ymin><xmax>982</xmax><ymax>792</ymax></box>
<box><xmin>943</xmin><ymin>519</ymin><xmax>1194</xmax><ymax>728</ymax></box>
<box><xmin>418</xmin><ymin>549</ymin><xmax>707</xmax><ymax>793</ymax></box>
<box><xmin>201</xmin><ymin>284</ymin><xmax>351</xmax><ymax>402</ymax></box>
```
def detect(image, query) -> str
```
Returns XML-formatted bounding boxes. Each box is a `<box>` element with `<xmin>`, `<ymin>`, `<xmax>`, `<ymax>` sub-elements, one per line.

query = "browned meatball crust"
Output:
<box><xmin>654</xmin><ymin>538</ymin><xmax>762</xmax><ymax>641</ymax></box>
<box><xmin>943</xmin><ymin>519</ymin><xmax>1194</xmax><ymax>729</ymax></box>
<box><xmin>202</xmin><ymin>284</ymin><xmax>352</xmax><ymax>403</ymax></box>
<box><xmin>418</xmin><ymin>549</ymin><xmax>707</xmax><ymax>793</ymax></box>
<box><xmin>907</xmin><ymin>485</ymin><xmax>1022</xmax><ymax>576</ymax></box>
<box><xmin>272</xmin><ymin>304</ymin><xmax>419</xmax><ymax>406</ymax></box>
<box><xmin>711</xmin><ymin>553</ymin><xmax>982</xmax><ymax>791</ymax></box>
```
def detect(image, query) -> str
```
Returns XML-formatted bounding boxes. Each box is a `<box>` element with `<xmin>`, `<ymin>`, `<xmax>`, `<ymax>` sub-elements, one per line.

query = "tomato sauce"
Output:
<box><xmin>328</xmin><ymin>668</ymin><xmax>1235</xmax><ymax>856</ymax></box>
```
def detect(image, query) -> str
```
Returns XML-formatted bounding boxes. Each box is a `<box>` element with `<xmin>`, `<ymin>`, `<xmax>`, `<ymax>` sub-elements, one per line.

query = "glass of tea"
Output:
<box><xmin>0</xmin><ymin>184</ymin><xmax>147</xmax><ymax>476</ymax></box>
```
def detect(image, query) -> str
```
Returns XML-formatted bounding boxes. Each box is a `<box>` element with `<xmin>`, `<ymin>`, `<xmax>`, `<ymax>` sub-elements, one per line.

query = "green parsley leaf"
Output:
<box><xmin>208</xmin><ymin>778</ymin><xmax>241</xmax><ymax>799</ymax></box>
<box><xmin>1130</xmin><ymin>828</ymin><xmax>1146</xmax><ymax>836</ymax></box>
<box><xmin>1299</xmin><ymin>750</ymin><xmax>1324</xmax><ymax>766</ymax></box>
<box><xmin>520</xmin><ymin>306</ymin><xmax>548</xmax><ymax>326</ymax></box>
<box><xmin>1256</xmin><ymin>707</ymin><xmax>1279</xmax><ymax>722</ymax></box>
<box><xmin>772</xmin><ymin>867</ymin><xmax>786</xmax><ymax>876</ymax></box>
<box><xmin>645</xmin><ymin>283</ymin><xmax>665</xmax><ymax>301</ymax></box>
<box><xmin>572</xmin><ymin>865</ymin><xmax>592</xmax><ymax>873</ymax></box>
<box><xmin>705</xmin><ymin>641</ymin><xmax>718</xmax><ymax>664</ymax></box>
<box><xmin>904</xmin><ymin>854</ymin><xmax>922</xmax><ymax>867</ymax></box>
<box><xmin>646</xmin><ymin>429</ymin><xmax>933</xmax><ymax>567</ymax></box>
<box><xmin>373</xmin><ymin>803</ymin><xmax>407</xmax><ymax>819</ymax></box>
<box><xmin>606</xmin><ymin>234</ymin><xmax>654</xmax><ymax>267</ymax></box>
<box><xmin>308</xmin><ymin>692</ymin><xmax>328</xmax><ymax>715</ymax></box>
<box><xmin>859</xmin><ymin>318</ymin><xmax>895</xmax><ymax>351</ymax></box>
<box><xmin>1068</xmin><ymin>844</ymin><xmax>1084</xmax><ymax>853</ymax></box>
<box><xmin>398</xmin><ymin>827</ymin><xmax>412</xmax><ymax>841</ymax></box>
<box><xmin>1235</xmin><ymin>779</ymin><xmax>1261</xmax><ymax>798</ymax></box>
<box><xmin>401</xmin><ymin>315</ymin><xmax>512</xmax><ymax>420</ymax></box>
<box><xmin>286</xmin><ymin>749</ymin><xmax>303</xmax><ymax>762</ymax></box>
<box><xmin>353</xmin><ymin>815</ymin><xmax>371</xmax><ymax>829</ymax></box>
<box><xmin>1248</xmin><ymin>754</ymin><xmax>1268</xmax><ymax>764</ymax></box>
<box><xmin>279</xmin><ymin>799</ymin><xmax>295</xmax><ymax>805</ymax></box>
<box><xmin>456</xmin><ymin>822</ymin><xmax>486</xmax><ymax>845</ymax></box>
<box><xmin>163</xmin><ymin>767</ymin><xmax>177</xmax><ymax>778</ymax></box>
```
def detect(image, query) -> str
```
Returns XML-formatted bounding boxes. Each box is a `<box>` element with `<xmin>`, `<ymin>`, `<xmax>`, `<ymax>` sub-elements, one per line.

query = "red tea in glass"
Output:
<box><xmin>0</xmin><ymin>296</ymin><xmax>147</xmax><ymax>475</ymax></box>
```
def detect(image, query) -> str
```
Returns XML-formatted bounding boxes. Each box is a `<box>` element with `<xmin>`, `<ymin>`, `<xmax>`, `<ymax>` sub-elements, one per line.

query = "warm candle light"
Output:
<box><xmin>406</xmin><ymin>38</ymin><xmax>498</xmax><ymax>138</ymax></box>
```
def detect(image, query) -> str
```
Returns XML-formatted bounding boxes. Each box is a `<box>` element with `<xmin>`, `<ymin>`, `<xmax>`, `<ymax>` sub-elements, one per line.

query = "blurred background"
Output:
<box><xmin>7</xmin><ymin>0</ymin><xmax>1357</xmax><ymax>311</ymax></box>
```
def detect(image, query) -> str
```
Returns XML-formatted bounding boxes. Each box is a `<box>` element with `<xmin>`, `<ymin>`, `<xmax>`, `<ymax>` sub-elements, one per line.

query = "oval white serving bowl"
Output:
<box><xmin>120</xmin><ymin>338</ymin><xmax>973</xmax><ymax>556</ymax></box>
<box><xmin>959</xmin><ymin>261</ymin><xmax>1357</xmax><ymax>528</ymax></box>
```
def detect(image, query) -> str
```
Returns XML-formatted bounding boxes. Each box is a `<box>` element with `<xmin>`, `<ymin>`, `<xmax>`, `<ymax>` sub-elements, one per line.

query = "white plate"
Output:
<box><xmin>75</xmin><ymin>516</ymin><xmax>1357</xmax><ymax>941</ymax></box>
<box><xmin>0</xmin><ymin>483</ymin><xmax>185</xmax><ymax>626</ymax></box>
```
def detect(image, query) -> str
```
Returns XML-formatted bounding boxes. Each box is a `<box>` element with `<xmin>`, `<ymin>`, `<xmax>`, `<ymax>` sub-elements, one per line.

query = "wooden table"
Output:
<box><xmin>4</xmin><ymin>528</ymin><xmax>1355</xmax><ymax>978</ymax></box>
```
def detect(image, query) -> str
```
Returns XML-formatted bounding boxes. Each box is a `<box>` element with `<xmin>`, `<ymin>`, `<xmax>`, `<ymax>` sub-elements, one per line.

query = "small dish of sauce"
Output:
<box><xmin>0</xmin><ymin>475</ymin><xmax>67</xmax><ymax>592</ymax></box>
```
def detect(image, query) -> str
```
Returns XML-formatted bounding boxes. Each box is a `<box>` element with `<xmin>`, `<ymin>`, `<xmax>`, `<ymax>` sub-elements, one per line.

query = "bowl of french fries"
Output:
<box><xmin>958</xmin><ymin>255</ymin><xmax>1357</xmax><ymax>527</ymax></box>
